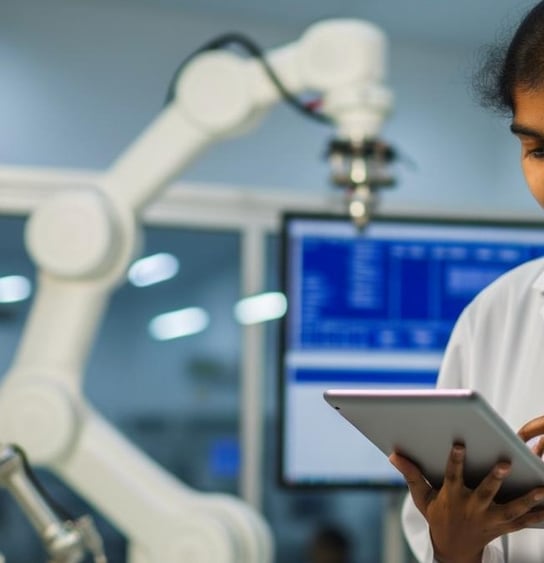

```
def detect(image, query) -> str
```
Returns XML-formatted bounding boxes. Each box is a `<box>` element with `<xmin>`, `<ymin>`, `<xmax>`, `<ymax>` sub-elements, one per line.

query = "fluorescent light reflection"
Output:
<box><xmin>234</xmin><ymin>292</ymin><xmax>287</xmax><ymax>325</ymax></box>
<box><xmin>128</xmin><ymin>253</ymin><xmax>179</xmax><ymax>287</ymax></box>
<box><xmin>149</xmin><ymin>307</ymin><xmax>209</xmax><ymax>341</ymax></box>
<box><xmin>0</xmin><ymin>275</ymin><xmax>32</xmax><ymax>303</ymax></box>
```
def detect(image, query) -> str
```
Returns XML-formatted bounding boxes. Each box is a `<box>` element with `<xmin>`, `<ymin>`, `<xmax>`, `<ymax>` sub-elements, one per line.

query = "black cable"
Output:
<box><xmin>164</xmin><ymin>32</ymin><xmax>333</xmax><ymax>126</ymax></box>
<box><xmin>163</xmin><ymin>32</ymin><xmax>412</xmax><ymax>173</ymax></box>
<box><xmin>12</xmin><ymin>444</ymin><xmax>75</xmax><ymax>522</ymax></box>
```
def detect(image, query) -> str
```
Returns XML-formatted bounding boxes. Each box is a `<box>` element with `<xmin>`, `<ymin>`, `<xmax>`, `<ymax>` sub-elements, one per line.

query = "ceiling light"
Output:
<box><xmin>128</xmin><ymin>253</ymin><xmax>179</xmax><ymax>287</ymax></box>
<box><xmin>149</xmin><ymin>307</ymin><xmax>209</xmax><ymax>341</ymax></box>
<box><xmin>234</xmin><ymin>292</ymin><xmax>287</xmax><ymax>325</ymax></box>
<box><xmin>0</xmin><ymin>275</ymin><xmax>32</xmax><ymax>304</ymax></box>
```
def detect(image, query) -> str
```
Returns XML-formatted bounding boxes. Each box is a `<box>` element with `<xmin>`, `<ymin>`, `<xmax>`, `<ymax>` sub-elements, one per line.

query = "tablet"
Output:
<box><xmin>323</xmin><ymin>388</ymin><xmax>544</xmax><ymax>506</ymax></box>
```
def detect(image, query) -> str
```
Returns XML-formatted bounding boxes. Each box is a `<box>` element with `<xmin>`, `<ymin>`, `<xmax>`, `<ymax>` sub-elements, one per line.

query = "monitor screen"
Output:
<box><xmin>279</xmin><ymin>213</ymin><xmax>544</xmax><ymax>488</ymax></box>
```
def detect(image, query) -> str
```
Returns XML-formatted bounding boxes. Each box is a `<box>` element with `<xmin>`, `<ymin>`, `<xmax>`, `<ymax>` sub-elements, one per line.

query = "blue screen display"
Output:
<box><xmin>280</xmin><ymin>215</ymin><xmax>544</xmax><ymax>487</ymax></box>
<box><xmin>291</xmin><ymin>230</ymin><xmax>543</xmax><ymax>352</ymax></box>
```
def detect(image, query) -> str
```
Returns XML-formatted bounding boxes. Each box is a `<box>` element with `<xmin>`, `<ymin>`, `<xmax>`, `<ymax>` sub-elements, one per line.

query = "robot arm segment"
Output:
<box><xmin>6</xmin><ymin>187</ymin><xmax>138</xmax><ymax>386</ymax></box>
<box><xmin>56</xmin><ymin>410</ymin><xmax>271</xmax><ymax>563</ymax></box>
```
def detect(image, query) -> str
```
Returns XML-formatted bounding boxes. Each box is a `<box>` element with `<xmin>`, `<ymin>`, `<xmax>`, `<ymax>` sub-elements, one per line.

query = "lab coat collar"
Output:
<box><xmin>533</xmin><ymin>268</ymin><xmax>544</xmax><ymax>293</ymax></box>
<box><xmin>532</xmin><ymin>268</ymin><xmax>544</xmax><ymax>319</ymax></box>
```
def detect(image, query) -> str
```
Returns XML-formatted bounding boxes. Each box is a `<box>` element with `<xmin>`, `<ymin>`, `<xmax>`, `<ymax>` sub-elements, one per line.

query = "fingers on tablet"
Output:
<box><xmin>497</xmin><ymin>487</ymin><xmax>544</xmax><ymax>531</ymax></box>
<box><xmin>443</xmin><ymin>443</ymin><xmax>465</xmax><ymax>489</ymax></box>
<box><xmin>388</xmin><ymin>452</ymin><xmax>419</xmax><ymax>479</ymax></box>
<box><xmin>389</xmin><ymin>452</ymin><xmax>434</xmax><ymax>511</ymax></box>
<box><xmin>472</xmin><ymin>462</ymin><xmax>511</xmax><ymax>508</ymax></box>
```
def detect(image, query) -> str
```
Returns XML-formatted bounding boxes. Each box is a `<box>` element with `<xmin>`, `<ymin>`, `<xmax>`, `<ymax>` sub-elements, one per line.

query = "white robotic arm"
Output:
<box><xmin>0</xmin><ymin>19</ymin><xmax>394</xmax><ymax>562</ymax></box>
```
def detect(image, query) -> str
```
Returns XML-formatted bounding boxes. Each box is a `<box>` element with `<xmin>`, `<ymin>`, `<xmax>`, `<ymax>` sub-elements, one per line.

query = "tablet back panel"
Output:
<box><xmin>324</xmin><ymin>388</ymin><xmax>544</xmax><ymax>503</ymax></box>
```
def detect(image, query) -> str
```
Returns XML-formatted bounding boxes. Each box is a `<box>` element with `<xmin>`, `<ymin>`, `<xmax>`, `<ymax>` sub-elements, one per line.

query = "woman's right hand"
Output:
<box><xmin>389</xmin><ymin>444</ymin><xmax>544</xmax><ymax>563</ymax></box>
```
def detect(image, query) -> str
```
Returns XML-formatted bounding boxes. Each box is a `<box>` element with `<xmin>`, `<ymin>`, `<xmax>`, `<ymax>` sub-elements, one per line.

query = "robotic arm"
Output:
<box><xmin>0</xmin><ymin>19</ymin><xmax>394</xmax><ymax>562</ymax></box>
<box><xmin>102</xmin><ymin>18</ymin><xmax>394</xmax><ymax>215</ymax></box>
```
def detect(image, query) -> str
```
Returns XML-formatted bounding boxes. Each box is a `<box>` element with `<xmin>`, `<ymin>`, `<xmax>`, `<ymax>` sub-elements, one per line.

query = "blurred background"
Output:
<box><xmin>0</xmin><ymin>0</ymin><xmax>541</xmax><ymax>561</ymax></box>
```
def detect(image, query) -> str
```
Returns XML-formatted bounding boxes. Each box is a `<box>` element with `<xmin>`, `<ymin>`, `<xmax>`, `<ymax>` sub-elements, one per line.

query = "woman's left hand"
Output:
<box><xmin>518</xmin><ymin>416</ymin><xmax>544</xmax><ymax>457</ymax></box>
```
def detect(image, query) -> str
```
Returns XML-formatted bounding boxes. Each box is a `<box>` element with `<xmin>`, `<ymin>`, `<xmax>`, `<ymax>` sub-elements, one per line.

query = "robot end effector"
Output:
<box><xmin>311</xmin><ymin>20</ymin><xmax>397</xmax><ymax>227</ymax></box>
<box><xmin>327</xmin><ymin>137</ymin><xmax>396</xmax><ymax>228</ymax></box>
<box><xmin>279</xmin><ymin>18</ymin><xmax>397</xmax><ymax>227</ymax></box>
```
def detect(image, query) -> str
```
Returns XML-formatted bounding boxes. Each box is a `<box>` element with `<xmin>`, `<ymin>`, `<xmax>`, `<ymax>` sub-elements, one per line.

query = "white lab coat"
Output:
<box><xmin>402</xmin><ymin>256</ymin><xmax>544</xmax><ymax>563</ymax></box>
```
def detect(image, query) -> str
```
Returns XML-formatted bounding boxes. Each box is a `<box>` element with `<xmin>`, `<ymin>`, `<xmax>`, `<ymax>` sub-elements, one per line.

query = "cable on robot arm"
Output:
<box><xmin>11</xmin><ymin>445</ymin><xmax>73</xmax><ymax>522</ymax></box>
<box><xmin>163</xmin><ymin>32</ymin><xmax>333</xmax><ymax>126</ymax></box>
<box><xmin>105</xmin><ymin>19</ymin><xmax>401</xmax><ymax>217</ymax></box>
<box><xmin>161</xmin><ymin>26</ymin><xmax>412</xmax><ymax>228</ymax></box>
<box><xmin>0</xmin><ymin>444</ymin><xmax>107</xmax><ymax>563</ymax></box>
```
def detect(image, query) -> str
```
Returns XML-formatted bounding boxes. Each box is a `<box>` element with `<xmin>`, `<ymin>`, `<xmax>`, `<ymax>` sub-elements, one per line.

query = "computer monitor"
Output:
<box><xmin>279</xmin><ymin>213</ymin><xmax>544</xmax><ymax>488</ymax></box>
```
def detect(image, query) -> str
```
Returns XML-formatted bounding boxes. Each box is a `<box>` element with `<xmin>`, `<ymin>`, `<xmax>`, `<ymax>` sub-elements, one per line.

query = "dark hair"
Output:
<box><xmin>475</xmin><ymin>1</ymin><xmax>544</xmax><ymax>115</ymax></box>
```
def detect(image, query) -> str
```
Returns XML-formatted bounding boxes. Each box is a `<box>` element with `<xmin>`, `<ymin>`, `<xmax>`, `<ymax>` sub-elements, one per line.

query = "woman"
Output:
<box><xmin>390</xmin><ymin>2</ymin><xmax>544</xmax><ymax>562</ymax></box>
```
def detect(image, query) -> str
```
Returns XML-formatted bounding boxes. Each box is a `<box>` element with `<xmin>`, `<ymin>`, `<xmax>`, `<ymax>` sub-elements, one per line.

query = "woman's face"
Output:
<box><xmin>511</xmin><ymin>87</ymin><xmax>544</xmax><ymax>207</ymax></box>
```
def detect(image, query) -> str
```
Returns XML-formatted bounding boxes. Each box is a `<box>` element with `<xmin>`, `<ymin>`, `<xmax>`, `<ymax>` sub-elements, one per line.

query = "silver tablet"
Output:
<box><xmin>323</xmin><ymin>388</ymin><xmax>544</xmax><ymax>505</ymax></box>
